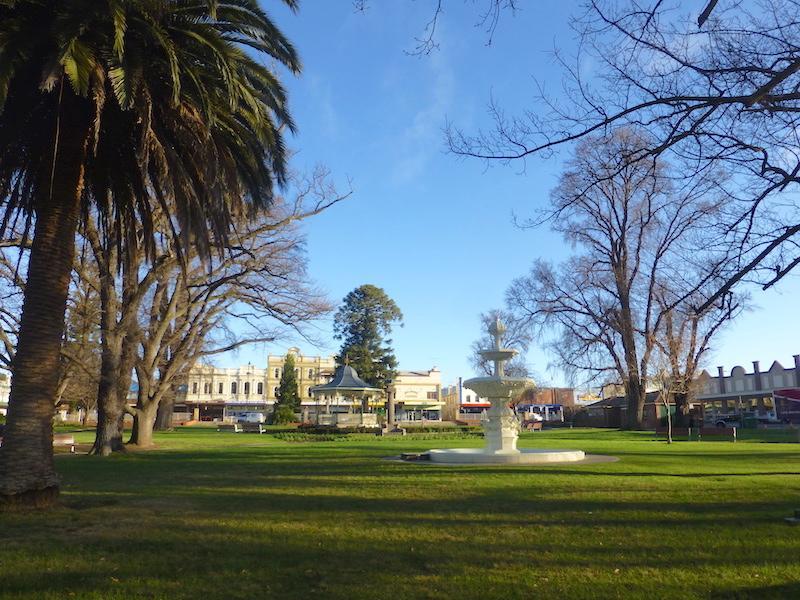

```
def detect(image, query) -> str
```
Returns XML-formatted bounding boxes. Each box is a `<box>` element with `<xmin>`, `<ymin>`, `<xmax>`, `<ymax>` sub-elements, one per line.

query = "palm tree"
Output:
<box><xmin>0</xmin><ymin>0</ymin><xmax>300</xmax><ymax>507</ymax></box>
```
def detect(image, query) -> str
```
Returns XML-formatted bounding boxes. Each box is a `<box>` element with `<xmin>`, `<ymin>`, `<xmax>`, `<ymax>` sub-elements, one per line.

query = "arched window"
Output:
<box><xmin>274</xmin><ymin>368</ymin><xmax>280</xmax><ymax>378</ymax></box>
<box><xmin>257</xmin><ymin>382</ymin><xmax>263</xmax><ymax>395</ymax></box>
<box><xmin>244</xmin><ymin>382</ymin><xmax>250</xmax><ymax>395</ymax></box>
<box><xmin>192</xmin><ymin>382</ymin><xmax>198</xmax><ymax>394</ymax></box>
<box><xmin>274</xmin><ymin>386</ymin><xmax>279</xmax><ymax>396</ymax></box>
<box><xmin>231</xmin><ymin>382</ymin><xmax>238</xmax><ymax>395</ymax></box>
<box><xmin>308</xmin><ymin>387</ymin><xmax>313</xmax><ymax>397</ymax></box>
<box><xmin>308</xmin><ymin>368</ymin><xmax>314</xmax><ymax>378</ymax></box>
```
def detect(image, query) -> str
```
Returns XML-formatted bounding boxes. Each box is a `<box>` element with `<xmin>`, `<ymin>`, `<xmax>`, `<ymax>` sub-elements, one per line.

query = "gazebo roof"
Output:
<box><xmin>310</xmin><ymin>365</ymin><xmax>382</xmax><ymax>394</ymax></box>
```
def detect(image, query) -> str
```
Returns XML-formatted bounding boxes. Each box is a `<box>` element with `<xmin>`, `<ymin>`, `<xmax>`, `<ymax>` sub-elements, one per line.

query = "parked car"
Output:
<box><xmin>239</xmin><ymin>412</ymin><xmax>266</xmax><ymax>424</ymax></box>
<box><xmin>712</xmin><ymin>415</ymin><xmax>741</xmax><ymax>428</ymax></box>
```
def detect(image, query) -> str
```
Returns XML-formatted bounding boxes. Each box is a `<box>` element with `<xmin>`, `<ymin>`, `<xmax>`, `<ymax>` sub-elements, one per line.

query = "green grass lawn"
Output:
<box><xmin>2</xmin><ymin>428</ymin><xmax>800</xmax><ymax>599</ymax></box>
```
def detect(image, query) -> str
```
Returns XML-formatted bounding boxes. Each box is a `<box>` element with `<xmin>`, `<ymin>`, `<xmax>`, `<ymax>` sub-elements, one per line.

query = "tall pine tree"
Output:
<box><xmin>273</xmin><ymin>353</ymin><xmax>300</xmax><ymax>424</ymax></box>
<box><xmin>334</xmin><ymin>285</ymin><xmax>403</xmax><ymax>389</ymax></box>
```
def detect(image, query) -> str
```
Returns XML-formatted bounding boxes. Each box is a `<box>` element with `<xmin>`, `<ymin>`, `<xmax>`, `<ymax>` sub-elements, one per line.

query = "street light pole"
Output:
<box><xmin>386</xmin><ymin>380</ymin><xmax>395</xmax><ymax>430</ymax></box>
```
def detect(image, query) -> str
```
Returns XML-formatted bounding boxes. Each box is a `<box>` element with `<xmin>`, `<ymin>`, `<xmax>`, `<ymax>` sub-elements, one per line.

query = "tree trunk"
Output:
<box><xmin>673</xmin><ymin>392</ymin><xmax>690</xmax><ymax>428</ymax></box>
<box><xmin>0</xmin><ymin>93</ymin><xmax>90</xmax><ymax>507</ymax></box>
<box><xmin>155</xmin><ymin>392</ymin><xmax>175</xmax><ymax>431</ymax></box>
<box><xmin>92</xmin><ymin>333</ymin><xmax>126</xmax><ymax>456</ymax></box>
<box><xmin>129</xmin><ymin>378</ymin><xmax>158</xmax><ymax>448</ymax></box>
<box><xmin>91</xmin><ymin>315</ymin><xmax>135</xmax><ymax>455</ymax></box>
<box><xmin>129</xmin><ymin>403</ymin><xmax>158</xmax><ymax>448</ymax></box>
<box><xmin>625</xmin><ymin>378</ymin><xmax>646</xmax><ymax>430</ymax></box>
<box><xmin>665</xmin><ymin>400</ymin><xmax>673</xmax><ymax>444</ymax></box>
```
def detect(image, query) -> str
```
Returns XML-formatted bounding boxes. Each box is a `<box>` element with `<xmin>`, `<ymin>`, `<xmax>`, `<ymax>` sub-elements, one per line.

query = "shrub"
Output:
<box><xmin>270</xmin><ymin>404</ymin><xmax>296</xmax><ymax>425</ymax></box>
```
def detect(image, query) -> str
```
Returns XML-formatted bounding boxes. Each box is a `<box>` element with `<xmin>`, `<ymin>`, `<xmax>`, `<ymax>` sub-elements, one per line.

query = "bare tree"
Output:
<box><xmin>126</xmin><ymin>170</ymin><xmax>344</xmax><ymax>447</ymax></box>
<box><xmin>57</xmin><ymin>241</ymin><xmax>102</xmax><ymax>423</ymax></box>
<box><xmin>506</xmin><ymin>129</ymin><xmax>732</xmax><ymax>428</ymax></box>
<box><xmin>469</xmin><ymin>309</ymin><xmax>532</xmax><ymax>377</ymax></box>
<box><xmin>354</xmin><ymin>0</ymin><xmax>519</xmax><ymax>55</ymax></box>
<box><xmin>651</xmin><ymin>363</ymin><xmax>676</xmax><ymax>444</ymax></box>
<box><xmin>449</xmin><ymin>0</ymin><xmax>800</xmax><ymax>308</ymax></box>
<box><xmin>654</xmin><ymin>289</ymin><xmax>744</xmax><ymax>427</ymax></box>
<box><xmin>0</xmin><ymin>235</ymin><xmax>101</xmax><ymax>423</ymax></box>
<box><xmin>83</xmin><ymin>206</ymin><xmax>170</xmax><ymax>456</ymax></box>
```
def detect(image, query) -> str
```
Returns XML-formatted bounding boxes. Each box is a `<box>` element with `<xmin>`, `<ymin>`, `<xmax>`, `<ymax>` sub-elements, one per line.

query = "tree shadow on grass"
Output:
<box><xmin>709</xmin><ymin>581</ymin><xmax>800</xmax><ymax>599</ymax></box>
<box><xmin>3</xmin><ymin>505</ymin><xmax>797</xmax><ymax>600</ymax></box>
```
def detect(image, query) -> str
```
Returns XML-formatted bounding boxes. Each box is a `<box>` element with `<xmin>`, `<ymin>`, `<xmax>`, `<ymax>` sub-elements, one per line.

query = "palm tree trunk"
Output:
<box><xmin>0</xmin><ymin>95</ymin><xmax>90</xmax><ymax>506</ymax></box>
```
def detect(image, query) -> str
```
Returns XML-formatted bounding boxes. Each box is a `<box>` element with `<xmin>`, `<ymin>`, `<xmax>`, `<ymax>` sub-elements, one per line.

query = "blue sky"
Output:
<box><xmin>217</xmin><ymin>1</ymin><xmax>800</xmax><ymax>386</ymax></box>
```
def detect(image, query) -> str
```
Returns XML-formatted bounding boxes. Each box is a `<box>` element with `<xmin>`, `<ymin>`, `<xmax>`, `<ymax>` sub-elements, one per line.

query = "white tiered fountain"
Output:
<box><xmin>428</xmin><ymin>318</ymin><xmax>585</xmax><ymax>464</ymax></box>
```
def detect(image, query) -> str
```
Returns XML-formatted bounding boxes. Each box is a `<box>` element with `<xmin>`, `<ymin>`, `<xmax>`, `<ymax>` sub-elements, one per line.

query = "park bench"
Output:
<box><xmin>654</xmin><ymin>425</ymin><xmax>736</xmax><ymax>442</ymax></box>
<box><xmin>217</xmin><ymin>423</ymin><xmax>242</xmax><ymax>433</ymax></box>
<box><xmin>241</xmin><ymin>422</ymin><xmax>266</xmax><ymax>434</ymax></box>
<box><xmin>53</xmin><ymin>434</ymin><xmax>76</xmax><ymax>453</ymax></box>
<box><xmin>655</xmin><ymin>426</ymin><xmax>692</xmax><ymax>439</ymax></box>
<box><xmin>523</xmin><ymin>421</ymin><xmax>543</xmax><ymax>431</ymax></box>
<box><xmin>0</xmin><ymin>433</ymin><xmax>75</xmax><ymax>452</ymax></box>
<box><xmin>698</xmin><ymin>426</ymin><xmax>736</xmax><ymax>442</ymax></box>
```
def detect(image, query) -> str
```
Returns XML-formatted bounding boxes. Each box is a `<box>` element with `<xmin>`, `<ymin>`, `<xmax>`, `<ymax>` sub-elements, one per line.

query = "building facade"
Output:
<box><xmin>441</xmin><ymin>378</ymin><xmax>489</xmax><ymax>421</ymax></box>
<box><xmin>177</xmin><ymin>350</ymin><xmax>443</xmax><ymax>423</ymax></box>
<box><xmin>176</xmin><ymin>348</ymin><xmax>337</xmax><ymax>421</ymax></box>
<box><xmin>515</xmin><ymin>387</ymin><xmax>576</xmax><ymax>423</ymax></box>
<box><xmin>576</xmin><ymin>355</ymin><xmax>800</xmax><ymax>427</ymax></box>
<box><xmin>0</xmin><ymin>372</ymin><xmax>9</xmax><ymax>416</ymax></box>
<box><xmin>389</xmin><ymin>369</ymin><xmax>443</xmax><ymax>421</ymax></box>
<box><xmin>442</xmin><ymin>378</ymin><xmax>575</xmax><ymax>424</ymax></box>
<box><xmin>696</xmin><ymin>356</ymin><xmax>800</xmax><ymax>424</ymax></box>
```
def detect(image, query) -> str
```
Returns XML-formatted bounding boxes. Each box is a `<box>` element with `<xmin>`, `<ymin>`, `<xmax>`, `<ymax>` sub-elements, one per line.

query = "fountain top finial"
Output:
<box><xmin>488</xmin><ymin>316</ymin><xmax>506</xmax><ymax>350</ymax></box>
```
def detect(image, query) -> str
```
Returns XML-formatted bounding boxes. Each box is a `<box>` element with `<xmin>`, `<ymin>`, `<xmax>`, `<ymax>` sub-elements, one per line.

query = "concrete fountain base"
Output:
<box><xmin>427</xmin><ymin>448</ymin><xmax>586</xmax><ymax>465</ymax></box>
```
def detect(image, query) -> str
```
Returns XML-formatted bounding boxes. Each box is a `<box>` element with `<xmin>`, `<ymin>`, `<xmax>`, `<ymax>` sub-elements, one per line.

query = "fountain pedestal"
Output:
<box><xmin>426</xmin><ymin>318</ymin><xmax>585</xmax><ymax>465</ymax></box>
<box><xmin>483</xmin><ymin>401</ymin><xmax>520</xmax><ymax>454</ymax></box>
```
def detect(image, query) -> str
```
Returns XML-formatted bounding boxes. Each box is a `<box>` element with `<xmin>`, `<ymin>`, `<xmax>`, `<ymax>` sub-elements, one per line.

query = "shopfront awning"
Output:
<box><xmin>775</xmin><ymin>388</ymin><xmax>800</xmax><ymax>402</ymax></box>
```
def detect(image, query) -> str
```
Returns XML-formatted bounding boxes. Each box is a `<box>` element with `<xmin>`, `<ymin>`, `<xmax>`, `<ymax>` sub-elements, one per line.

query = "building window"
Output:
<box><xmin>427</xmin><ymin>391</ymin><xmax>439</xmax><ymax>400</ymax></box>
<box><xmin>257</xmin><ymin>382</ymin><xmax>263</xmax><ymax>395</ymax></box>
<box><xmin>231</xmin><ymin>382</ymin><xmax>238</xmax><ymax>395</ymax></box>
<box><xmin>274</xmin><ymin>368</ymin><xmax>280</xmax><ymax>378</ymax></box>
<box><xmin>244</xmin><ymin>382</ymin><xmax>250</xmax><ymax>395</ymax></box>
<box><xmin>218</xmin><ymin>382</ymin><xmax>223</xmax><ymax>394</ymax></box>
<box><xmin>308</xmin><ymin>387</ymin><xmax>313</xmax><ymax>397</ymax></box>
<box><xmin>192</xmin><ymin>382</ymin><xmax>198</xmax><ymax>394</ymax></box>
<box><xmin>204</xmin><ymin>382</ymin><xmax>211</xmax><ymax>394</ymax></box>
<box><xmin>308</xmin><ymin>368</ymin><xmax>314</xmax><ymax>378</ymax></box>
<box><xmin>274</xmin><ymin>386</ymin><xmax>279</xmax><ymax>396</ymax></box>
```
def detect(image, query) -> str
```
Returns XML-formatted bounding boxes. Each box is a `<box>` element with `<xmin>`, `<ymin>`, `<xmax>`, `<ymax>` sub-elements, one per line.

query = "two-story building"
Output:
<box><xmin>389</xmin><ymin>369</ymin><xmax>443</xmax><ymax>422</ymax></box>
<box><xmin>176</xmin><ymin>348</ymin><xmax>337</xmax><ymax>421</ymax></box>
<box><xmin>696</xmin><ymin>355</ymin><xmax>800</xmax><ymax>424</ymax></box>
<box><xmin>0</xmin><ymin>372</ymin><xmax>9</xmax><ymax>416</ymax></box>
<box><xmin>575</xmin><ymin>355</ymin><xmax>800</xmax><ymax>428</ymax></box>
<box><xmin>177</xmin><ymin>350</ymin><xmax>444</xmax><ymax>423</ymax></box>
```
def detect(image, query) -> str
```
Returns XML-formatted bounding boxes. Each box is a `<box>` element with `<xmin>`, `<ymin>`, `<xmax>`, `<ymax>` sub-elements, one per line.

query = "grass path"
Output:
<box><xmin>2</xmin><ymin>428</ymin><xmax>800</xmax><ymax>599</ymax></box>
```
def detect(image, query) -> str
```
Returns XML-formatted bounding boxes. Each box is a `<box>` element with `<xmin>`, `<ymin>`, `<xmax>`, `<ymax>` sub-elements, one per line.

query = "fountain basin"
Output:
<box><xmin>427</xmin><ymin>448</ymin><xmax>586</xmax><ymax>464</ymax></box>
<box><xmin>463</xmin><ymin>375</ymin><xmax>532</xmax><ymax>399</ymax></box>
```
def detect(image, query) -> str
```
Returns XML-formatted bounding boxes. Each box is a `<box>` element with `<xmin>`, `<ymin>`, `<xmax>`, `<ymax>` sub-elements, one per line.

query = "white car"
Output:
<box><xmin>240</xmin><ymin>412</ymin><xmax>266</xmax><ymax>424</ymax></box>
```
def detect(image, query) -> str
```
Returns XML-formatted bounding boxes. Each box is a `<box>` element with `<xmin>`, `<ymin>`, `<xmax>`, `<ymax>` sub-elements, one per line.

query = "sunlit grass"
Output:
<box><xmin>2</xmin><ymin>428</ymin><xmax>800</xmax><ymax>599</ymax></box>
